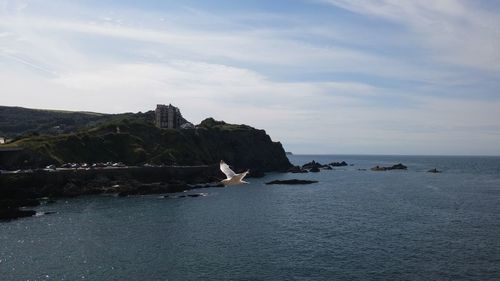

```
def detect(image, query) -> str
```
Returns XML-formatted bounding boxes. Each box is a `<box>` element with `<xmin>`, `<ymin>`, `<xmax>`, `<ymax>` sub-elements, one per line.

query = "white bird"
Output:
<box><xmin>220</xmin><ymin>160</ymin><xmax>249</xmax><ymax>186</ymax></box>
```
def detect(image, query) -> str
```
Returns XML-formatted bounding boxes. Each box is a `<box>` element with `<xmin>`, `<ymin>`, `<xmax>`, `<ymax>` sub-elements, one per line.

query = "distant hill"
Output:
<box><xmin>1</xmin><ymin>109</ymin><xmax>292</xmax><ymax>172</ymax></box>
<box><xmin>0</xmin><ymin>106</ymin><xmax>127</xmax><ymax>138</ymax></box>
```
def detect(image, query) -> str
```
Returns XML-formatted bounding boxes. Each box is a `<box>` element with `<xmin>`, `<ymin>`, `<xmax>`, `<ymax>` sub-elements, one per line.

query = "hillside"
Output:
<box><xmin>0</xmin><ymin>105</ymin><xmax>122</xmax><ymax>138</ymax></box>
<box><xmin>1</xmin><ymin>114</ymin><xmax>292</xmax><ymax>172</ymax></box>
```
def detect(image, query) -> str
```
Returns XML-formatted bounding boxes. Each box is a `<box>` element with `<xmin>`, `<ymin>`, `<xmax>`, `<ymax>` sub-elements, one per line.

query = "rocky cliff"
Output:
<box><xmin>1</xmin><ymin>115</ymin><xmax>292</xmax><ymax>172</ymax></box>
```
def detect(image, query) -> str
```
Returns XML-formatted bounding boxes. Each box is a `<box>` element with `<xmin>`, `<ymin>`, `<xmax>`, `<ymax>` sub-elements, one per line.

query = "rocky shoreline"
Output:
<box><xmin>0</xmin><ymin>165</ymin><xmax>224</xmax><ymax>221</ymax></box>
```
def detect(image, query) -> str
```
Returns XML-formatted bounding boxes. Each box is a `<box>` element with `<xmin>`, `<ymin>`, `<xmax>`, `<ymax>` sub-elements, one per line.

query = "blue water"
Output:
<box><xmin>1</xmin><ymin>155</ymin><xmax>500</xmax><ymax>280</ymax></box>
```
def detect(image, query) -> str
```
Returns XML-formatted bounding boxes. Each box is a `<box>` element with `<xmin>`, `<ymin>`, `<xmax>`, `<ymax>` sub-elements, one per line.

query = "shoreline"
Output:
<box><xmin>0</xmin><ymin>165</ymin><xmax>224</xmax><ymax>221</ymax></box>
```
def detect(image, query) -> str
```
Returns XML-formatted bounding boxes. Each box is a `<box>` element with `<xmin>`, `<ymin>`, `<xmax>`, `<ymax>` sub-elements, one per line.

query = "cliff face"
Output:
<box><xmin>183</xmin><ymin>118</ymin><xmax>291</xmax><ymax>172</ymax></box>
<box><xmin>2</xmin><ymin>116</ymin><xmax>292</xmax><ymax>172</ymax></box>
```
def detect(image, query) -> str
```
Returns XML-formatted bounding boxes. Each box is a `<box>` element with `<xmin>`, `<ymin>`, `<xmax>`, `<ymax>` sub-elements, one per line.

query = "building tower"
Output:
<box><xmin>155</xmin><ymin>104</ymin><xmax>182</xmax><ymax>129</ymax></box>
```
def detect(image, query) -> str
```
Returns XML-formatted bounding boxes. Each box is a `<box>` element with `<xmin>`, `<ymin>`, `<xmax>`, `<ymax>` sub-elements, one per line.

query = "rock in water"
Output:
<box><xmin>371</xmin><ymin>165</ymin><xmax>387</xmax><ymax>171</ymax></box>
<box><xmin>428</xmin><ymin>168</ymin><xmax>442</xmax><ymax>173</ymax></box>
<box><xmin>371</xmin><ymin>163</ymin><xmax>408</xmax><ymax>171</ymax></box>
<box><xmin>329</xmin><ymin>161</ymin><xmax>348</xmax><ymax>167</ymax></box>
<box><xmin>389</xmin><ymin>163</ymin><xmax>407</xmax><ymax>170</ymax></box>
<box><xmin>310</xmin><ymin>166</ymin><xmax>320</xmax><ymax>173</ymax></box>
<box><xmin>266</xmin><ymin>179</ymin><xmax>319</xmax><ymax>185</ymax></box>
<box><xmin>287</xmin><ymin>166</ymin><xmax>308</xmax><ymax>173</ymax></box>
<box><xmin>0</xmin><ymin>208</ymin><xmax>36</xmax><ymax>221</ymax></box>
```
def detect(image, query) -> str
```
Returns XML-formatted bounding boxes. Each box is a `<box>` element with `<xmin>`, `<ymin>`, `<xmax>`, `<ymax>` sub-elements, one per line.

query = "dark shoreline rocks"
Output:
<box><xmin>0</xmin><ymin>166</ymin><xmax>222</xmax><ymax>220</ymax></box>
<box><xmin>266</xmin><ymin>179</ymin><xmax>318</xmax><ymax>185</ymax></box>
<box><xmin>0</xmin><ymin>198</ymin><xmax>41</xmax><ymax>221</ymax></box>
<box><xmin>0</xmin><ymin>208</ymin><xmax>36</xmax><ymax>221</ymax></box>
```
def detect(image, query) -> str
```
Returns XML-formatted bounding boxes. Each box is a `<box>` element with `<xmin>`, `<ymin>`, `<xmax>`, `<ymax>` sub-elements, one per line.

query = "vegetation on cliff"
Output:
<box><xmin>1</xmin><ymin>111</ymin><xmax>291</xmax><ymax>172</ymax></box>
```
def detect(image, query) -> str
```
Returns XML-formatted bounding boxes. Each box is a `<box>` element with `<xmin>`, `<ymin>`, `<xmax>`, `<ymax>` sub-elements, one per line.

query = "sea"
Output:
<box><xmin>1</xmin><ymin>155</ymin><xmax>500</xmax><ymax>280</ymax></box>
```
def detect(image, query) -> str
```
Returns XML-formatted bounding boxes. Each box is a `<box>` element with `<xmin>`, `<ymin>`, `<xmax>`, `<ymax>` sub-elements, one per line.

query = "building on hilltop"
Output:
<box><xmin>155</xmin><ymin>104</ymin><xmax>183</xmax><ymax>129</ymax></box>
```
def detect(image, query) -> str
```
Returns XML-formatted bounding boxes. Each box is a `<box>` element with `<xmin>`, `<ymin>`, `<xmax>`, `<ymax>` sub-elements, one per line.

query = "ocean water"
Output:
<box><xmin>1</xmin><ymin>155</ymin><xmax>500</xmax><ymax>280</ymax></box>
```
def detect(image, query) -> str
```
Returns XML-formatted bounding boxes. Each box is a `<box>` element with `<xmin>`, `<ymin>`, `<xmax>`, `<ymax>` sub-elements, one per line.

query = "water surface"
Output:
<box><xmin>1</xmin><ymin>155</ymin><xmax>500</xmax><ymax>280</ymax></box>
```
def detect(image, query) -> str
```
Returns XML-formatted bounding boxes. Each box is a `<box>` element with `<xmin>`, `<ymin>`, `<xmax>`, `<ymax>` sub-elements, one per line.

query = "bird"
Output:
<box><xmin>220</xmin><ymin>160</ymin><xmax>249</xmax><ymax>186</ymax></box>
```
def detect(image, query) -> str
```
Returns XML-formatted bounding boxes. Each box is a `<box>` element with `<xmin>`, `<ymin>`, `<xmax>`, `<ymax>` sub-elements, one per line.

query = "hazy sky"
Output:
<box><xmin>1</xmin><ymin>0</ymin><xmax>500</xmax><ymax>155</ymax></box>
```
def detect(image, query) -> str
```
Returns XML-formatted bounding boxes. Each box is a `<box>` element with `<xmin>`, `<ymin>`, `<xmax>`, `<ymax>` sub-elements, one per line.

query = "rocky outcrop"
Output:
<box><xmin>0</xmin><ymin>208</ymin><xmax>36</xmax><ymax>221</ymax></box>
<box><xmin>428</xmin><ymin>168</ymin><xmax>442</xmax><ymax>173</ymax></box>
<box><xmin>329</xmin><ymin>161</ymin><xmax>348</xmax><ymax>167</ymax></box>
<box><xmin>302</xmin><ymin>160</ymin><xmax>331</xmax><ymax>172</ymax></box>
<box><xmin>302</xmin><ymin>160</ymin><xmax>322</xmax><ymax>170</ymax></box>
<box><xmin>310</xmin><ymin>166</ymin><xmax>320</xmax><ymax>172</ymax></box>
<box><xmin>287</xmin><ymin>166</ymin><xmax>308</xmax><ymax>173</ymax></box>
<box><xmin>0</xmin><ymin>198</ymin><xmax>41</xmax><ymax>221</ymax></box>
<box><xmin>266</xmin><ymin>179</ymin><xmax>318</xmax><ymax>185</ymax></box>
<box><xmin>371</xmin><ymin>163</ymin><xmax>408</xmax><ymax>171</ymax></box>
<box><xmin>0</xmin><ymin>166</ymin><xmax>220</xmax><ymax>199</ymax></box>
<box><xmin>390</xmin><ymin>163</ymin><xmax>407</xmax><ymax>170</ymax></box>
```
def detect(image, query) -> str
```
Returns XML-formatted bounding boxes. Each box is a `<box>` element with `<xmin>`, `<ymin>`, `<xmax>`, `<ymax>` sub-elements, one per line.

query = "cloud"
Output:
<box><xmin>321</xmin><ymin>0</ymin><xmax>500</xmax><ymax>73</ymax></box>
<box><xmin>1</xmin><ymin>0</ymin><xmax>499</xmax><ymax>154</ymax></box>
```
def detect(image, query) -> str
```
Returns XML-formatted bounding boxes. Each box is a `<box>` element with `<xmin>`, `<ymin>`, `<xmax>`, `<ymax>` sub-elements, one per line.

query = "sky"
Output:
<box><xmin>1</xmin><ymin>0</ymin><xmax>500</xmax><ymax>155</ymax></box>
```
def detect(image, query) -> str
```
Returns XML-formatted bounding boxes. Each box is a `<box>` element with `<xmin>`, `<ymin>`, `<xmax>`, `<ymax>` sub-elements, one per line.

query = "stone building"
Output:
<box><xmin>155</xmin><ymin>104</ymin><xmax>183</xmax><ymax>129</ymax></box>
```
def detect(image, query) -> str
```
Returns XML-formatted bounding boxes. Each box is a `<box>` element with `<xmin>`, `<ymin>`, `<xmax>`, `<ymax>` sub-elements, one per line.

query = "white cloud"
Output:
<box><xmin>322</xmin><ymin>0</ymin><xmax>500</xmax><ymax>72</ymax></box>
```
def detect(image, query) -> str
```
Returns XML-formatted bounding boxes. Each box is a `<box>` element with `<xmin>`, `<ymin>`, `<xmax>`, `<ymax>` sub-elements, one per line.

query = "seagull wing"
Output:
<box><xmin>220</xmin><ymin>161</ymin><xmax>236</xmax><ymax>179</ymax></box>
<box><xmin>234</xmin><ymin>170</ymin><xmax>249</xmax><ymax>182</ymax></box>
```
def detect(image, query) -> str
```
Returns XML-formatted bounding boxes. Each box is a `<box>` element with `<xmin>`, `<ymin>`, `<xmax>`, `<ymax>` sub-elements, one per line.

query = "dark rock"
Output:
<box><xmin>62</xmin><ymin>182</ymin><xmax>81</xmax><ymax>197</ymax></box>
<box><xmin>389</xmin><ymin>163</ymin><xmax>407</xmax><ymax>170</ymax></box>
<box><xmin>266</xmin><ymin>179</ymin><xmax>318</xmax><ymax>185</ymax></box>
<box><xmin>303</xmin><ymin>160</ymin><xmax>331</xmax><ymax>172</ymax></box>
<box><xmin>0</xmin><ymin>198</ymin><xmax>41</xmax><ymax>221</ymax></box>
<box><xmin>371</xmin><ymin>163</ymin><xmax>407</xmax><ymax>171</ymax></box>
<box><xmin>287</xmin><ymin>166</ymin><xmax>308</xmax><ymax>173</ymax></box>
<box><xmin>0</xmin><ymin>208</ymin><xmax>36</xmax><ymax>221</ymax></box>
<box><xmin>428</xmin><ymin>168</ymin><xmax>442</xmax><ymax>173</ymax></box>
<box><xmin>187</xmin><ymin>194</ymin><xmax>202</xmax><ymax>197</ymax></box>
<box><xmin>1</xmin><ymin>198</ymin><xmax>40</xmax><ymax>208</ymax></box>
<box><xmin>310</xmin><ymin>166</ymin><xmax>320</xmax><ymax>173</ymax></box>
<box><xmin>302</xmin><ymin>160</ymin><xmax>324</xmax><ymax>170</ymax></box>
<box><xmin>117</xmin><ymin>192</ymin><xmax>129</xmax><ymax>197</ymax></box>
<box><xmin>371</xmin><ymin>165</ymin><xmax>387</xmax><ymax>171</ymax></box>
<box><xmin>329</xmin><ymin>161</ymin><xmax>348</xmax><ymax>167</ymax></box>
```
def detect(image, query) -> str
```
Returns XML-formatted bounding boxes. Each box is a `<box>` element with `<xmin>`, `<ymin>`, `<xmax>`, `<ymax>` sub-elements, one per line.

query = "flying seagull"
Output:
<box><xmin>220</xmin><ymin>160</ymin><xmax>249</xmax><ymax>186</ymax></box>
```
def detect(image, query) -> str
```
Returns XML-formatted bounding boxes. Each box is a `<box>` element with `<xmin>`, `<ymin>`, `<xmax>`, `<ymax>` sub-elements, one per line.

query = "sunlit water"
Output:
<box><xmin>1</xmin><ymin>155</ymin><xmax>500</xmax><ymax>280</ymax></box>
